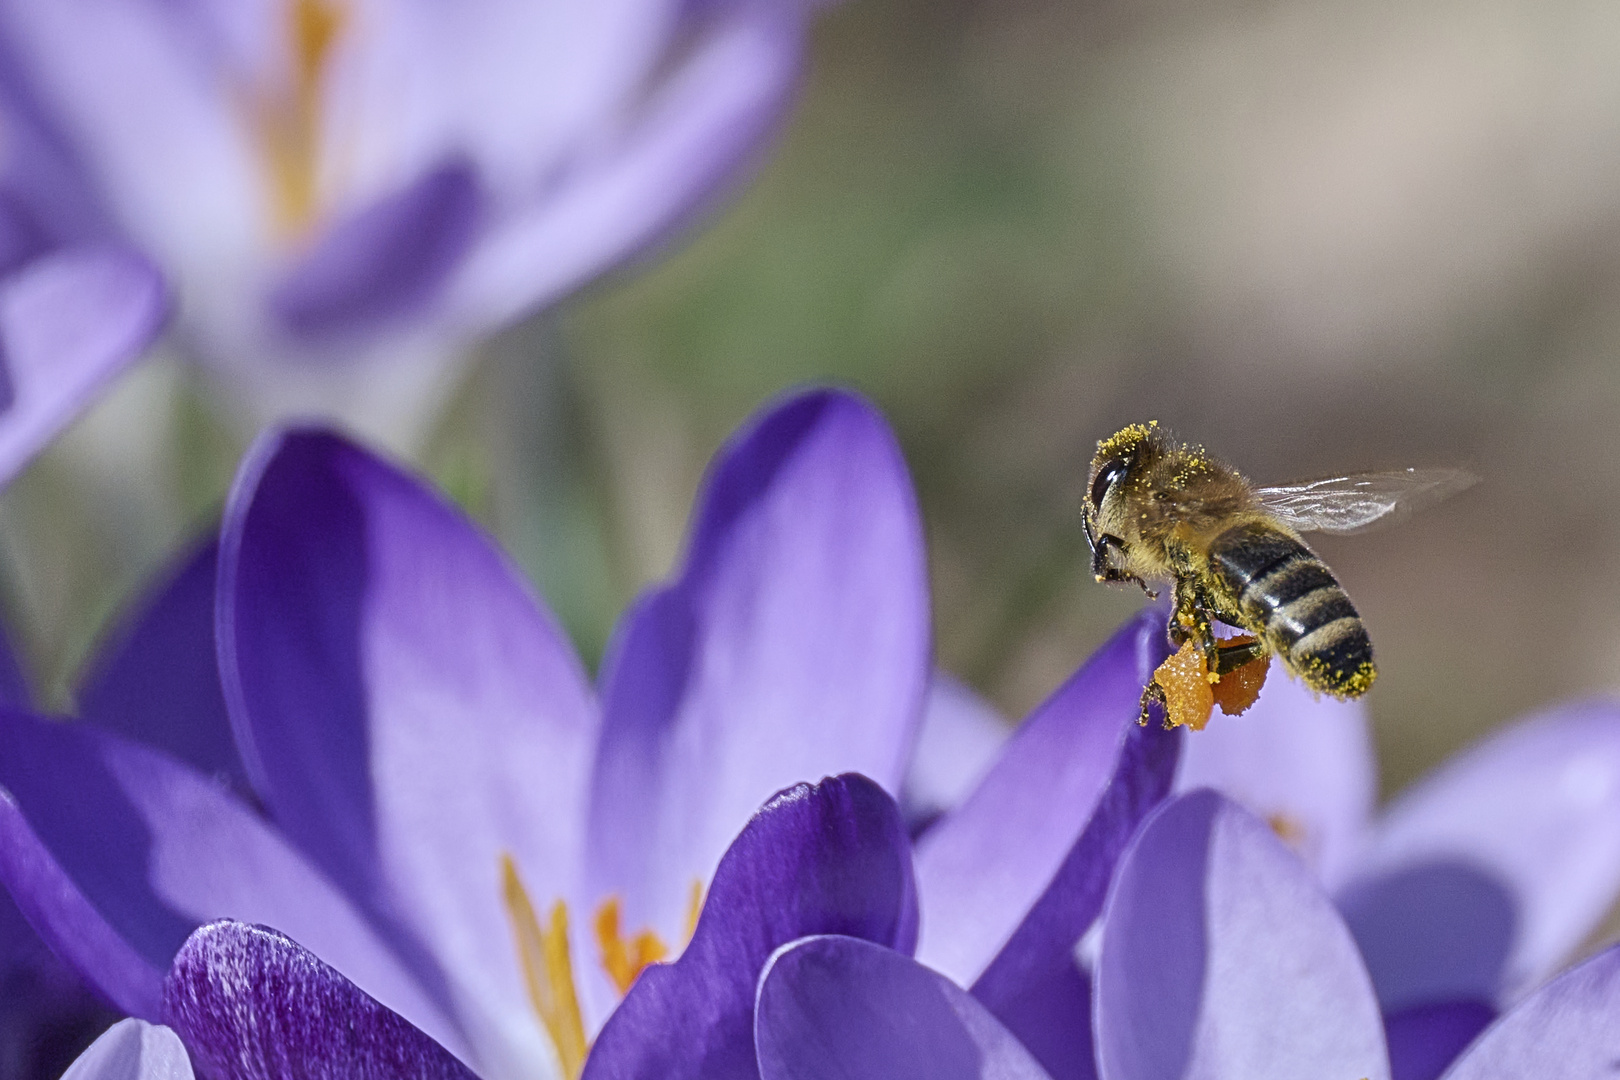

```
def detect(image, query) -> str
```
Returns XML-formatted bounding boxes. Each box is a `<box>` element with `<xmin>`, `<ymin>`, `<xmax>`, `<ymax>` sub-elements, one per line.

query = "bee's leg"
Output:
<box><xmin>1212</xmin><ymin>638</ymin><xmax>1267</xmax><ymax>676</ymax></box>
<box><xmin>1091</xmin><ymin>534</ymin><xmax>1159</xmax><ymax>599</ymax></box>
<box><xmin>1167</xmin><ymin>577</ymin><xmax>1220</xmax><ymax>673</ymax></box>
<box><xmin>1138</xmin><ymin>678</ymin><xmax>1168</xmax><ymax>728</ymax></box>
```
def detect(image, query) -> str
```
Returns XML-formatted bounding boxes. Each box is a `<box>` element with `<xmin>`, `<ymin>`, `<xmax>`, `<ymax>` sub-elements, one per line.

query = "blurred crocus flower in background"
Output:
<box><xmin>1179</xmin><ymin>681</ymin><xmax>1620</xmax><ymax>1079</ymax></box>
<box><xmin>0</xmin><ymin>69</ymin><xmax>167</xmax><ymax>485</ymax></box>
<box><xmin>0</xmin><ymin>0</ymin><xmax>813</xmax><ymax>450</ymax></box>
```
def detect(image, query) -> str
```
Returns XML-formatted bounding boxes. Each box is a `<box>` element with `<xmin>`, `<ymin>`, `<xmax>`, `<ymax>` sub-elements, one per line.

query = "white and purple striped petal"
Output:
<box><xmin>164</xmin><ymin>921</ymin><xmax>474</xmax><ymax>1080</ymax></box>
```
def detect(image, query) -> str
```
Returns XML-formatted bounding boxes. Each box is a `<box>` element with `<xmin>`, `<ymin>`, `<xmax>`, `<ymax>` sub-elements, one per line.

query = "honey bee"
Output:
<box><xmin>1083</xmin><ymin>422</ymin><xmax>1476</xmax><ymax>712</ymax></box>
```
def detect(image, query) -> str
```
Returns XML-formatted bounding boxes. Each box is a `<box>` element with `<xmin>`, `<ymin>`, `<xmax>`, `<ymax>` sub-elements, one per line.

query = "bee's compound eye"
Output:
<box><xmin>1090</xmin><ymin>457</ymin><xmax>1127</xmax><ymax>510</ymax></box>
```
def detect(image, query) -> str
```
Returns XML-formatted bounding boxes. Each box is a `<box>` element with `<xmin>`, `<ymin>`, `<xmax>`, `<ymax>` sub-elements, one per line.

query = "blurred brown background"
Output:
<box><xmin>5</xmin><ymin>0</ymin><xmax>1620</xmax><ymax>799</ymax></box>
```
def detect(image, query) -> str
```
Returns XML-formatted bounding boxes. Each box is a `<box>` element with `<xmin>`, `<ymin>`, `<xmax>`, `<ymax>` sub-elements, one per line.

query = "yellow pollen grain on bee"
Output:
<box><xmin>254</xmin><ymin>0</ymin><xmax>347</xmax><ymax>237</ymax></box>
<box><xmin>500</xmin><ymin>855</ymin><xmax>588</xmax><ymax>1080</ymax></box>
<box><xmin>593</xmin><ymin>897</ymin><xmax>669</xmax><ymax>997</ymax></box>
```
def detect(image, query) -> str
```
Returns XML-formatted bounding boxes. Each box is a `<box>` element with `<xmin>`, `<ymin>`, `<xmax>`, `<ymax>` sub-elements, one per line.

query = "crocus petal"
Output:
<box><xmin>0</xmin><ymin>246</ymin><xmax>166</xmax><ymax>485</ymax></box>
<box><xmin>0</xmin><ymin>884</ymin><xmax>122</xmax><ymax>1080</ymax></box>
<box><xmin>60</xmin><ymin>1019</ymin><xmax>192</xmax><ymax>1080</ymax></box>
<box><xmin>76</xmin><ymin>535</ymin><xmax>246</xmax><ymax>799</ymax></box>
<box><xmin>1384</xmin><ymin>1000</ymin><xmax>1494</xmax><ymax>1080</ymax></box>
<box><xmin>447</xmin><ymin>1</ymin><xmax>802</xmax><ymax>328</ymax></box>
<box><xmin>902</xmin><ymin>673</ymin><xmax>1010</xmax><ymax>833</ymax></box>
<box><xmin>1175</xmin><ymin>670</ymin><xmax>1375</xmax><ymax>888</ymax></box>
<box><xmin>588</xmin><ymin>390</ymin><xmax>930</xmax><ymax>942</ymax></box>
<box><xmin>269</xmin><ymin>159</ymin><xmax>482</xmax><ymax>340</ymax></box>
<box><xmin>582</xmin><ymin>774</ymin><xmax>919</xmax><ymax>1080</ymax></box>
<box><xmin>755</xmin><ymin>935</ymin><xmax>1054</xmax><ymax>1080</ymax></box>
<box><xmin>0</xmin><ymin>709</ymin><xmax>459</xmax><ymax>1055</ymax></box>
<box><xmin>915</xmin><ymin>609</ymin><xmax>1170</xmax><ymax>984</ymax></box>
<box><xmin>1440</xmin><ymin>944</ymin><xmax>1620</xmax><ymax>1079</ymax></box>
<box><xmin>218</xmin><ymin>428</ymin><xmax>597</xmax><ymax>1080</ymax></box>
<box><xmin>164</xmin><ymin>921</ymin><xmax>474</xmax><ymax>1080</ymax></box>
<box><xmin>1338</xmin><ymin>700</ymin><xmax>1620</xmax><ymax>1006</ymax></box>
<box><xmin>1095</xmin><ymin>790</ymin><xmax>1389</xmax><ymax>1080</ymax></box>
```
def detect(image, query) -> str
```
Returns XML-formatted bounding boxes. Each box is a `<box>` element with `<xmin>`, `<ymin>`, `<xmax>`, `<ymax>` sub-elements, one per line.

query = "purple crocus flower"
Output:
<box><xmin>0</xmin><ymin>388</ymin><xmax>1183</xmax><ymax>1080</ymax></box>
<box><xmin>0</xmin><ymin>386</ymin><xmax>1200</xmax><ymax>1079</ymax></box>
<box><xmin>750</xmin><ymin>790</ymin><xmax>1620</xmax><ymax>1080</ymax></box>
<box><xmin>0</xmin><ymin>63</ymin><xmax>166</xmax><ymax>484</ymax></box>
<box><xmin>0</xmin><ymin>0</ymin><xmax>813</xmax><ymax>442</ymax></box>
<box><xmin>1176</xmin><ymin>675</ymin><xmax>1620</xmax><ymax>1078</ymax></box>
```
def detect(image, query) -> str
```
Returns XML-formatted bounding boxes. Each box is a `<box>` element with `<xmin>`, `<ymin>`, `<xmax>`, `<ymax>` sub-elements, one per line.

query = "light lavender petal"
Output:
<box><xmin>60</xmin><ymin>1019</ymin><xmax>192</xmax><ymax>1080</ymax></box>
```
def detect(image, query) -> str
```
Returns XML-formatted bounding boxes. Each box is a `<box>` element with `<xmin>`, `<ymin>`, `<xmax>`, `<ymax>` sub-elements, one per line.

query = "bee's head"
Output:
<box><xmin>1084</xmin><ymin>422</ymin><xmax>1164</xmax><ymax>545</ymax></box>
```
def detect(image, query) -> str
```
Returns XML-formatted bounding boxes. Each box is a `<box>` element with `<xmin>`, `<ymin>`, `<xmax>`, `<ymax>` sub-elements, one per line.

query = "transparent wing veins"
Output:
<box><xmin>1254</xmin><ymin>467</ymin><xmax>1479</xmax><ymax>535</ymax></box>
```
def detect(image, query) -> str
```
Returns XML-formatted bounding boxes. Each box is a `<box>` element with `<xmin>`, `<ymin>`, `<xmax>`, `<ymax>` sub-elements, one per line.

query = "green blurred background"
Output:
<box><xmin>5</xmin><ymin>0</ymin><xmax>1619</xmax><ymax>804</ymax></box>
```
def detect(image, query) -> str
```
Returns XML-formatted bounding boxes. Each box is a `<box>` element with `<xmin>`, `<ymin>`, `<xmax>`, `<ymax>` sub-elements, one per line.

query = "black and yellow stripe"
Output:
<box><xmin>1209</xmin><ymin>522</ymin><xmax>1376</xmax><ymax>697</ymax></box>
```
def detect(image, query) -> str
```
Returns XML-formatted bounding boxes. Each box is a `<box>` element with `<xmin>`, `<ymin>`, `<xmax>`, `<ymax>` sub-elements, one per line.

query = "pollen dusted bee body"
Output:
<box><xmin>1083</xmin><ymin>423</ymin><xmax>1473</xmax><ymax>705</ymax></box>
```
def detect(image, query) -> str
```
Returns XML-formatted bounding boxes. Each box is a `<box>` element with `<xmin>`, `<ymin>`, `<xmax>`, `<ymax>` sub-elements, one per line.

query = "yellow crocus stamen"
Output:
<box><xmin>256</xmin><ymin>0</ymin><xmax>347</xmax><ymax>236</ymax></box>
<box><xmin>593</xmin><ymin>898</ymin><xmax>669</xmax><ymax>997</ymax></box>
<box><xmin>500</xmin><ymin>856</ymin><xmax>588</xmax><ymax>1080</ymax></box>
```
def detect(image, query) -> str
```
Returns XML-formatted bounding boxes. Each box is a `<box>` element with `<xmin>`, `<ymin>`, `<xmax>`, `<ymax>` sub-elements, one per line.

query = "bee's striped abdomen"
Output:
<box><xmin>1209</xmin><ymin>522</ymin><xmax>1376</xmax><ymax>698</ymax></box>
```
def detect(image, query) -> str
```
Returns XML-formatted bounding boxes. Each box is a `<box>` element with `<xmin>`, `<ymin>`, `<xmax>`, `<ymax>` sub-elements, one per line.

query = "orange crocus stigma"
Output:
<box><xmin>254</xmin><ymin>0</ymin><xmax>347</xmax><ymax>236</ymax></box>
<box><xmin>500</xmin><ymin>856</ymin><xmax>588</xmax><ymax>1080</ymax></box>
<box><xmin>593</xmin><ymin>898</ymin><xmax>668</xmax><ymax>997</ymax></box>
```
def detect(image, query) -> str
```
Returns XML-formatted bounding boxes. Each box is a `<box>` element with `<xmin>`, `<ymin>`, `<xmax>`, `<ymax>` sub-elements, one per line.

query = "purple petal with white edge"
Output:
<box><xmin>77</xmin><ymin>535</ymin><xmax>246</xmax><ymax>799</ymax></box>
<box><xmin>1175</xmin><ymin>669</ymin><xmax>1375</xmax><ymax>888</ymax></box>
<box><xmin>0</xmin><ymin>709</ymin><xmax>461</xmax><ymax>1056</ymax></box>
<box><xmin>1338</xmin><ymin>700</ymin><xmax>1620</xmax><ymax>1007</ymax></box>
<box><xmin>0</xmin><ymin>246</ymin><xmax>166</xmax><ymax>486</ymax></box>
<box><xmin>588</xmin><ymin>390</ymin><xmax>930</xmax><ymax>942</ymax></box>
<box><xmin>1384</xmin><ymin>1001</ymin><xmax>1495</xmax><ymax>1080</ymax></box>
<box><xmin>755</xmin><ymin>935</ymin><xmax>1054</xmax><ymax>1080</ymax></box>
<box><xmin>165</xmin><ymin>921</ymin><xmax>474</xmax><ymax>1080</ymax></box>
<box><xmin>915</xmin><ymin>610</ymin><xmax>1169</xmax><ymax>985</ymax></box>
<box><xmin>1095</xmin><ymin>790</ymin><xmax>1389</xmax><ymax>1080</ymax></box>
<box><xmin>59</xmin><ymin>1019</ymin><xmax>191</xmax><ymax>1080</ymax></box>
<box><xmin>1440</xmin><ymin>944</ymin><xmax>1620</xmax><ymax>1079</ymax></box>
<box><xmin>218</xmin><ymin>428</ymin><xmax>597</xmax><ymax>1078</ymax></box>
<box><xmin>447</xmin><ymin>2</ymin><xmax>803</xmax><ymax>328</ymax></box>
<box><xmin>270</xmin><ymin>159</ymin><xmax>482</xmax><ymax>341</ymax></box>
<box><xmin>903</xmin><ymin>673</ymin><xmax>1010</xmax><ymax>834</ymax></box>
<box><xmin>581</xmin><ymin>774</ymin><xmax>918</xmax><ymax>1080</ymax></box>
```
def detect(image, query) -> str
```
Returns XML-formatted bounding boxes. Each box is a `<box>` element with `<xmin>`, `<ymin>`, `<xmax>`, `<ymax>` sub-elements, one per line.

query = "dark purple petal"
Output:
<box><xmin>76</xmin><ymin>535</ymin><xmax>246</xmax><ymax>798</ymax></box>
<box><xmin>0</xmin><ymin>709</ymin><xmax>458</xmax><ymax>1053</ymax></box>
<box><xmin>582</xmin><ymin>774</ymin><xmax>918</xmax><ymax>1080</ymax></box>
<box><xmin>755</xmin><ymin>936</ymin><xmax>1053</xmax><ymax>1080</ymax></box>
<box><xmin>164</xmin><ymin>921</ymin><xmax>474</xmax><ymax>1080</ymax></box>
<box><xmin>1175</xmin><ymin>666</ymin><xmax>1375</xmax><ymax>887</ymax></box>
<box><xmin>0</xmin><ymin>856</ymin><xmax>123</xmax><ymax>1078</ymax></box>
<box><xmin>1441</xmin><ymin>944</ymin><xmax>1620</xmax><ymax>1079</ymax></box>
<box><xmin>270</xmin><ymin>160</ymin><xmax>482</xmax><ymax>341</ymax></box>
<box><xmin>1095</xmin><ymin>790</ymin><xmax>1388</xmax><ymax>1080</ymax></box>
<box><xmin>1338</xmin><ymin>700</ymin><xmax>1620</xmax><ymax>1007</ymax></box>
<box><xmin>218</xmin><ymin>427</ymin><xmax>596</xmax><ymax>1074</ymax></box>
<box><xmin>909</xmin><ymin>611</ymin><xmax>1175</xmax><ymax>1080</ymax></box>
<box><xmin>1385</xmin><ymin>1000</ymin><xmax>1495</xmax><ymax>1080</ymax></box>
<box><xmin>0</xmin><ymin>246</ymin><xmax>166</xmax><ymax>486</ymax></box>
<box><xmin>448</xmin><ymin>2</ymin><xmax>803</xmax><ymax>328</ymax></box>
<box><xmin>59</xmin><ymin>1019</ymin><xmax>192</xmax><ymax>1080</ymax></box>
<box><xmin>588</xmin><ymin>390</ymin><xmax>930</xmax><ymax>942</ymax></box>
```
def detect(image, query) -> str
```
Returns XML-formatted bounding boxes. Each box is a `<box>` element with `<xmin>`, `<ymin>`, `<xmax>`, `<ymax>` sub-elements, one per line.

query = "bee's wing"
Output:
<box><xmin>1253</xmin><ymin>467</ymin><xmax>1479</xmax><ymax>534</ymax></box>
